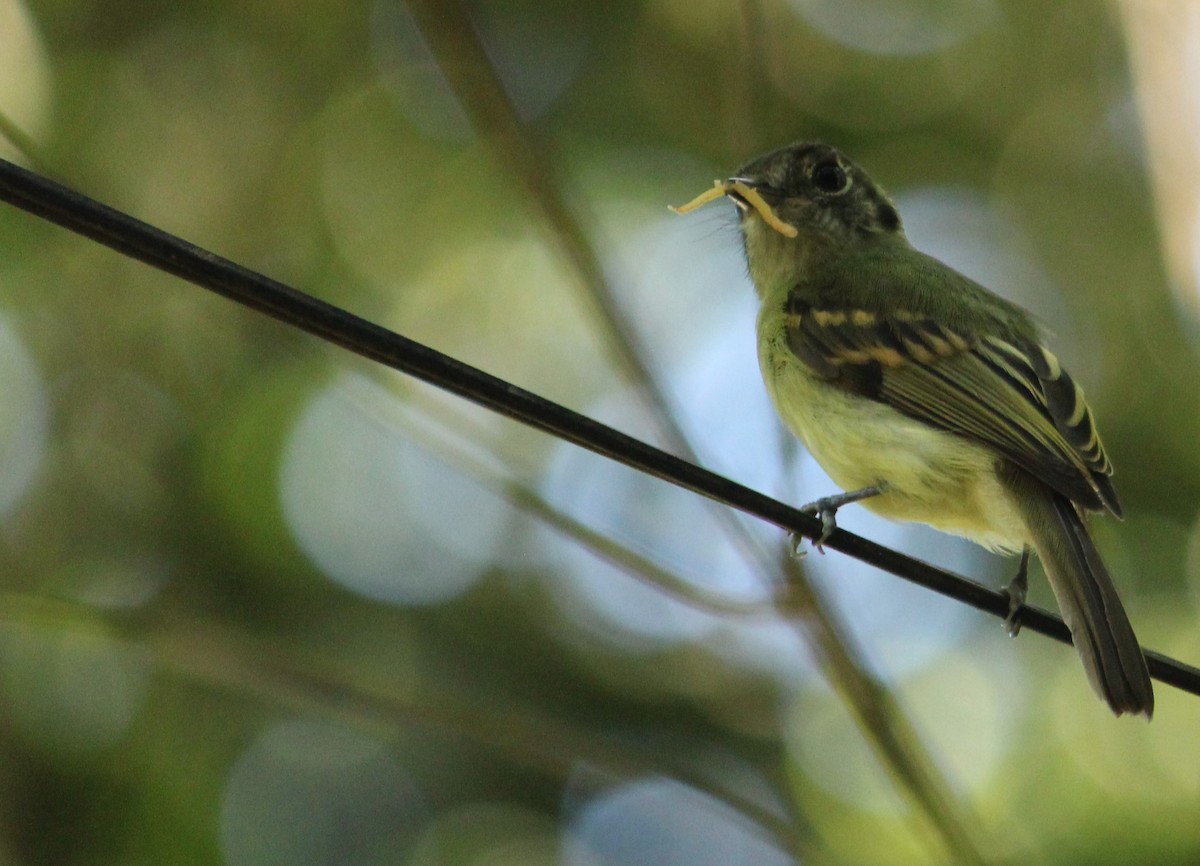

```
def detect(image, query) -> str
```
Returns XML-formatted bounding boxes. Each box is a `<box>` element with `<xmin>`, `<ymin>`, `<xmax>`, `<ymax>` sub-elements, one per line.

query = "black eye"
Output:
<box><xmin>811</xmin><ymin>161</ymin><xmax>847</xmax><ymax>193</ymax></box>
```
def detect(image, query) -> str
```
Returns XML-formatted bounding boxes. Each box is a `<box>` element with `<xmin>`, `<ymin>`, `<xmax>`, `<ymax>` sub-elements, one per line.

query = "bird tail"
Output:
<box><xmin>1007</xmin><ymin>474</ymin><xmax>1153</xmax><ymax>717</ymax></box>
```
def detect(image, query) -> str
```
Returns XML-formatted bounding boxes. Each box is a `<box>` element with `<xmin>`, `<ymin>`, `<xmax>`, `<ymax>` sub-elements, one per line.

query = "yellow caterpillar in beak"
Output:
<box><xmin>669</xmin><ymin>179</ymin><xmax>799</xmax><ymax>238</ymax></box>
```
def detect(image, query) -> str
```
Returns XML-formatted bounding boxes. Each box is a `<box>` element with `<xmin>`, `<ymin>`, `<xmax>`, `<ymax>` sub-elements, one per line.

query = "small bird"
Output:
<box><xmin>672</xmin><ymin>141</ymin><xmax>1153</xmax><ymax>717</ymax></box>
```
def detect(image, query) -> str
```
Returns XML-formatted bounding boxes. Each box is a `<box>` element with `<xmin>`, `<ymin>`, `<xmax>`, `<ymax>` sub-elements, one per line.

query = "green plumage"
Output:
<box><xmin>726</xmin><ymin>141</ymin><xmax>1152</xmax><ymax>716</ymax></box>
<box><xmin>782</xmin><ymin>244</ymin><xmax>1120</xmax><ymax>516</ymax></box>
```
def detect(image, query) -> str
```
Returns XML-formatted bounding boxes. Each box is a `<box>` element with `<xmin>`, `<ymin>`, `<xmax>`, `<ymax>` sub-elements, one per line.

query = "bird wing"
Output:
<box><xmin>783</xmin><ymin>295</ymin><xmax>1120</xmax><ymax>515</ymax></box>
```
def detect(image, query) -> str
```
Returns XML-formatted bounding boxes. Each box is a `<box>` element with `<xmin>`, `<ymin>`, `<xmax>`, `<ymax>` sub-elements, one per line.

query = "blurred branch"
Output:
<box><xmin>404</xmin><ymin>0</ymin><xmax>683</xmax><ymax>455</ymax></box>
<box><xmin>399</xmin><ymin>3</ymin><xmax>988</xmax><ymax>861</ymax></box>
<box><xmin>357</xmin><ymin>372</ymin><xmax>983</xmax><ymax>859</ymax></box>
<box><xmin>0</xmin><ymin>108</ymin><xmax>51</xmax><ymax>176</ymax></box>
<box><xmin>372</xmin><ymin>384</ymin><xmax>993</xmax><ymax>862</ymax></box>
<box><xmin>1119</xmin><ymin>0</ymin><xmax>1200</xmax><ymax>318</ymax></box>
<box><xmin>358</xmin><ymin>386</ymin><xmax>777</xmax><ymax>618</ymax></box>
<box><xmin>731</xmin><ymin>0</ymin><xmax>769</xmax><ymax>156</ymax></box>
<box><xmin>164</xmin><ymin>627</ymin><xmax>807</xmax><ymax>850</ymax></box>
<box><xmin>0</xmin><ymin>592</ymin><xmax>806</xmax><ymax>855</ymax></box>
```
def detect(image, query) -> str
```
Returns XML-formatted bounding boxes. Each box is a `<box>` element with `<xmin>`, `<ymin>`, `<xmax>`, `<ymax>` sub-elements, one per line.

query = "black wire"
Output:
<box><xmin>0</xmin><ymin>155</ymin><xmax>1196</xmax><ymax>698</ymax></box>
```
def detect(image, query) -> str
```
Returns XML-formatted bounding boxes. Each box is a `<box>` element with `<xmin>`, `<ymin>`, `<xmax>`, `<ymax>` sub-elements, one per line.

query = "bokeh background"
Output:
<box><xmin>0</xmin><ymin>0</ymin><xmax>1197</xmax><ymax>863</ymax></box>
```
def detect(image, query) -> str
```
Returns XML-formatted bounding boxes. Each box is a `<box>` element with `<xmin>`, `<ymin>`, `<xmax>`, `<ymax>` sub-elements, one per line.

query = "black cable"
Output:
<box><xmin>0</xmin><ymin>155</ymin><xmax>1196</xmax><ymax>698</ymax></box>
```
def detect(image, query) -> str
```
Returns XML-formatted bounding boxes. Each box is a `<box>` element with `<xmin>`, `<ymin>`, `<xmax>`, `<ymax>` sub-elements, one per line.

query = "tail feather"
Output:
<box><xmin>1005</xmin><ymin>472</ymin><xmax>1153</xmax><ymax>717</ymax></box>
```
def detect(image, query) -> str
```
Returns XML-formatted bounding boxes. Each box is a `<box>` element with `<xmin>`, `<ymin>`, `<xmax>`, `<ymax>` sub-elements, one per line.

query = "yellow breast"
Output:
<box><xmin>756</xmin><ymin>304</ymin><xmax>1029</xmax><ymax>552</ymax></box>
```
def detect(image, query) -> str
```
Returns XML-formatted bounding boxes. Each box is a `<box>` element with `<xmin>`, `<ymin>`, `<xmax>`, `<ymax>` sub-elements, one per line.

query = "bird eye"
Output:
<box><xmin>811</xmin><ymin>161</ymin><xmax>848</xmax><ymax>194</ymax></box>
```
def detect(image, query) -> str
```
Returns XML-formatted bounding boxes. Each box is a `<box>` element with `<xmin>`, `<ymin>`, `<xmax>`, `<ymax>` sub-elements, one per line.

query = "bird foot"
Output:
<box><xmin>1002</xmin><ymin>547</ymin><xmax>1031</xmax><ymax>638</ymax></box>
<box><xmin>794</xmin><ymin>484</ymin><xmax>888</xmax><ymax>553</ymax></box>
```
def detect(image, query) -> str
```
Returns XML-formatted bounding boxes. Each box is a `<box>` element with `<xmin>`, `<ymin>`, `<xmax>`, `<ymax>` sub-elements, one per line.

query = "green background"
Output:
<box><xmin>0</xmin><ymin>0</ymin><xmax>1196</xmax><ymax>863</ymax></box>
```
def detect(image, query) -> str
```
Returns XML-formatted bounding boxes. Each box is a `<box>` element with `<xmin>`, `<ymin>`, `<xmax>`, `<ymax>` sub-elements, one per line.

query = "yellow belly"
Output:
<box><xmin>757</xmin><ymin>308</ymin><xmax>1029</xmax><ymax>552</ymax></box>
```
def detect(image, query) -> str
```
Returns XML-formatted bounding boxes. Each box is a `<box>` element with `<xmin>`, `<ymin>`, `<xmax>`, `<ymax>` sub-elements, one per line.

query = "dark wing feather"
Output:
<box><xmin>784</xmin><ymin>296</ymin><xmax>1120</xmax><ymax>515</ymax></box>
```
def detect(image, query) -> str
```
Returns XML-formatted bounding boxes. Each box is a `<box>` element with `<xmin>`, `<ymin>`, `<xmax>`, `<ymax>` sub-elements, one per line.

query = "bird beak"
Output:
<box><xmin>724</xmin><ymin>176</ymin><xmax>756</xmax><ymax>212</ymax></box>
<box><xmin>668</xmin><ymin>178</ymin><xmax>797</xmax><ymax>238</ymax></box>
<box><xmin>722</xmin><ymin>178</ymin><xmax>797</xmax><ymax>238</ymax></box>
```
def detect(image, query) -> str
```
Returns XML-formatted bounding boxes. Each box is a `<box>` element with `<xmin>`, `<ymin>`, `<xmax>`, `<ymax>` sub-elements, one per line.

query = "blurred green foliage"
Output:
<box><xmin>0</xmin><ymin>0</ymin><xmax>1198</xmax><ymax>864</ymax></box>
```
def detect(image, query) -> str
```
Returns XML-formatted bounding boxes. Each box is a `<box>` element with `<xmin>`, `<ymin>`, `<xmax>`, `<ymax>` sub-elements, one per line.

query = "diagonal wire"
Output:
<box><xmin>8</xmin><ymin>155</ymin><xmax>1200</xmax><ymax>859</ymax></box>
<box><xmin>399</xmin><ymin>2</ymin><xmax>989</xmax><ymax>860</ymax></box>
<box><xmin>1</xmin><ymin>155</ymin><xmax>1197</xmax><ymax>700</ymax></box>
<box><xmin>0</xmin><ymin>23</ymin><xmax>1184</xmax><ymax>864</ymax></box>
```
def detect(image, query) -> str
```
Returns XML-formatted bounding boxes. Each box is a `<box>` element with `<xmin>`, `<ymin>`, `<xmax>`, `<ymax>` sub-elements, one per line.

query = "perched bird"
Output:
<box><xmin>672</xmin><ymin>141</ymin><xmax>1152</xmax><ymax>717</ymax></box>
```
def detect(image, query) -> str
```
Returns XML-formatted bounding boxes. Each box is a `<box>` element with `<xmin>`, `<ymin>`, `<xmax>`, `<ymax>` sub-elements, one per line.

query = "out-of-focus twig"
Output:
<box><xmin>0</xmin><ymin>592</ymin><xmax>806</xmax><ymax>854</ymax></box>
<box><xmin>0</xmin><ymin>108</ymin><xmax>51</xmax><ymax>176</ymax></box>
<box><xmin>349</xmin><ymin>378</ymin><xmax>778</xmax><ymax>618</ymax></box>
<box><xmin>400</xmin><ymin>2</ymin><xmax>991</xmax><ymax>861</ymax></box>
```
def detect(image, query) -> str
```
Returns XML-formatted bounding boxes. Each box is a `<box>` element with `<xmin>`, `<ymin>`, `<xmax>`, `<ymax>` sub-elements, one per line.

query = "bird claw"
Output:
<box><xmin>800</xmin><ymin>502</ymin><xmax>839</xmax><ymax>553</ymax></box>
<box><xmin>1003</xmin><ymin>547</ymin><xmax>1031</xmax><ymax>638</ymax></box>
<box><xmin>794</xmin><ymin>484</ymin><xmax>888</xmax><ymax>554</ymax></box>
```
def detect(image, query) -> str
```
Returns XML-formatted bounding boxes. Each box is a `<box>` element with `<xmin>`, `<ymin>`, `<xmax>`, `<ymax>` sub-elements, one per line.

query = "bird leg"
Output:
<box><xmin>791</xmin><ymin>483</ymin><xmax>888</xmax><ymax>554</ymax></box>
<box><xmin>1003</xmin><ymin>546</ymin><xmax>1031</xmax><ymax>637</ymax></box>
